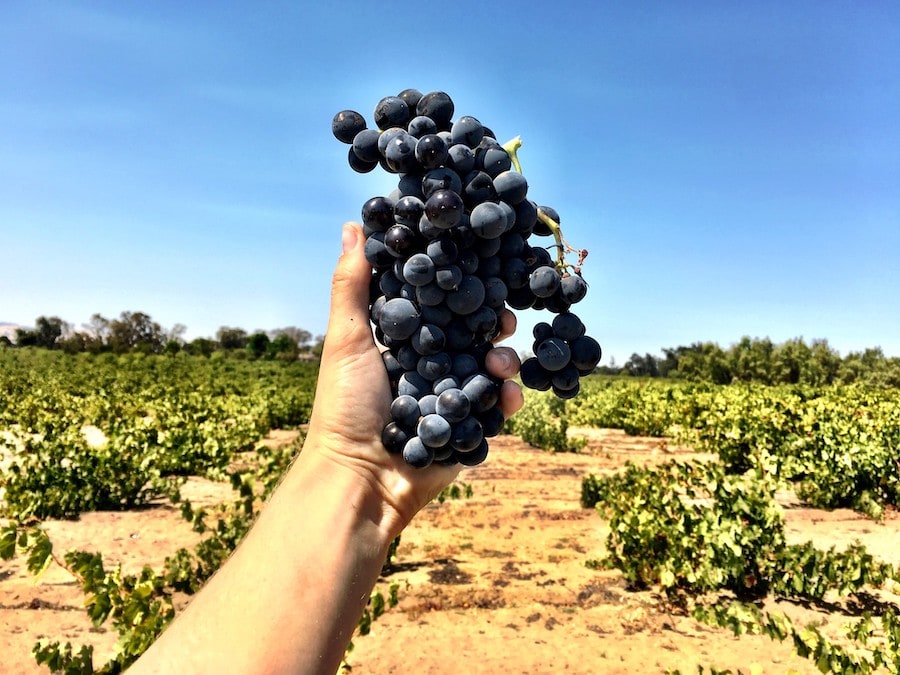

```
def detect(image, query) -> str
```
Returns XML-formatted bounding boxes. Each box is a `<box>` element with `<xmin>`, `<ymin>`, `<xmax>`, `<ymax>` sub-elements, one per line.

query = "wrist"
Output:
<box><xmin>278</xmin><ymin>444</ymin><xmax>404</xmax><ymax>554</ymax></box>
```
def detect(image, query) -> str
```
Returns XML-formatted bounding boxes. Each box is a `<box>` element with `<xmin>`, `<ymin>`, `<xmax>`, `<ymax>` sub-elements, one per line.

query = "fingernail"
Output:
<box><xmin>494</xmin><ymin>349</ymin><xmax>512</xmax><ymax>371</ymax></box>
<box><xmin>341</xmin><ymin>223</ymin><xmax>359</xmax><ymax>254</ymax></box>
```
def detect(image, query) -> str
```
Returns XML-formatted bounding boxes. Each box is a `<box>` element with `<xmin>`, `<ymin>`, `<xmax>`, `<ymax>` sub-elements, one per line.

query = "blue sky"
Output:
<box><xmin>2</xmin><ymin>2</ymin><xmax>898</xmax><ymax>364</ymax></box>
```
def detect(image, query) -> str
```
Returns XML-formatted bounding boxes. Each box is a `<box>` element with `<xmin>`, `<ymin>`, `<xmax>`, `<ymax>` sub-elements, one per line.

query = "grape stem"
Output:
<box><xmin>505</xmin><ymin>135</ymin><xmax>587</xmax><ymax>277</ymax></box>
<box><xmin>502</xmin><ymin>136</ymin><xmax>523</xmax><ymax>173</ymax></box>
<box><xmin>538</xmin><ymin>207</ymin><xmax>587</xmax><ymax>274</ymax></box>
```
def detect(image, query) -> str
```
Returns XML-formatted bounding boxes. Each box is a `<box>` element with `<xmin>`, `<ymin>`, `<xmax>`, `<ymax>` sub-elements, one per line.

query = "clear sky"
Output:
<box><xmin>2</xmin><ymin>2</ymin><xmax>898</xmax><ymax>364</ymax></box>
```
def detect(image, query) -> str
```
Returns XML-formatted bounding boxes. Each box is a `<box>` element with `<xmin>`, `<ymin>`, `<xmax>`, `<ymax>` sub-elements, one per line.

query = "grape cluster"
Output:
<box><xmin>332</xmin><ymin>89</ymin><xmax>602</xmax><ymax>468</ymax></box>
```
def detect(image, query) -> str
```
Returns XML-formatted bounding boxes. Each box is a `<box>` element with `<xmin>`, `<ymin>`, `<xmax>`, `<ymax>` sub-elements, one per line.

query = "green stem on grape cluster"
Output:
<box><xmin>502</xmin><ymin>136</ymin><xmax>523</xmax><ymax>173</ymax></box>
<box><xmin>536</xmin><ymin>208</ymin><xmax>570</xmax><ymax>271</ymax></box>
<box><xmin>505</xmin><ymin>134</ymin><xmax>586</xmax><ymax>278</ymax></box>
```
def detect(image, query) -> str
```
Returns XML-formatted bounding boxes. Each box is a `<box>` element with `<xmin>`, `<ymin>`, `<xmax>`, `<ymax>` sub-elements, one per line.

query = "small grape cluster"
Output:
<box><xmin>332</xmin><ymin>89</ymin><xmax>601</xmax><ymax>468</ymax></box>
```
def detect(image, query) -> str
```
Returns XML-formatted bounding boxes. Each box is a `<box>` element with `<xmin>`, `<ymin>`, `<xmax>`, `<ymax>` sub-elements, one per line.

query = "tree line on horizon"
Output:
<box><xmin>2</xmin><ymin>312</ymin><xmax>323</xmax><ymax>360</ymax></box>
<box><xmin>608</xmin><ymin>336</ymin><xmax>900</xmax><ymax>387</ymax></box>
<box><xmin>4</xmin><ymin>313</ymin><xmax>899</xmax><ymax>387</ymax></box>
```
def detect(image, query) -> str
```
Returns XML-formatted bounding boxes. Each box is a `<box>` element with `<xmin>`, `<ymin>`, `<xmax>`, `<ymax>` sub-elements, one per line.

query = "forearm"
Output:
<box><xmin>131</xmin><ymin>450</ymin><xmax>395</xmax><ymax>675</ymax></box>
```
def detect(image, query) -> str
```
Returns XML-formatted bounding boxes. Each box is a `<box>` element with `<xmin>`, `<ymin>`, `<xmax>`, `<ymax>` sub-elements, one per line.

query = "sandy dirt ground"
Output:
<box><xmin>2</xmin><ymin>428</ymin><xmax>898</xmax><ymax>674</ymax></box>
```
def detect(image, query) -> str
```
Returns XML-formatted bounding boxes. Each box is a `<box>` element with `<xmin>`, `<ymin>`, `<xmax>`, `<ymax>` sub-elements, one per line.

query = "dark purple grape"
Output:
<box><xmin>382</xmin><ymin>422</ymin><xmax>411</xmax><ymax>453</ymax></box>
<box><xmin>536</xmin><ymin>337</ymin><xmax>571</xmax><ymax>372</ymax></box>
<box><xmin>569</xmin><ymin>335</ymin><xmax>602</xmax><ymax>373</ymax></box>
<box><xmin>560</xmin><ymin>274</ymin><xmax>588</xmax><ymax>304</ymax></box>
<box><xmin>529</xmin><ymin>265</ymin><xmax>561</xmax><ymax>298</ymax></box>
<box><xmin>403</xmin><ymin>436</ymin><xmax>434</xmax><ymax>468</ymax></box>
<box><xmin>407</xmin><ymin>115</ymin><xmax>437</xmax><ymax>138</ymax></box>
<box><xmin>332</xmin><ymin>110</ymin><xmax>366</xmax><ymax>143</ymax></box>
<box><xmin>520</xmin><ymin>357</ymin><xmax>552</xmax><ymax>391</ymax></box>
<box><xmin>415</xmin><ymin>134</ymin><xmax>449</xmax><ymax>169</ymax></box>
<box><xmin>552</xmin><ymin>312</ymin><xmax>585</xmax><ymax>341</ymax></box>
<box><xmin>456</xmin><ymin>439</ymin><xmax>489</xmax><ymax>466</ymax></box>
<box><xmin>362</xmin><ymin>196</ymin><xmax>395</xmax><ymax>233</ymax></box>
<box><xmin>379</xmin><ymin>298</ymin><xmax>420</xmax><ymax>340</ymax></box>
<box><xmin>449</xmin><ymin>115</ymin><xmax>484</xmax><ymax>148</ymax></box>
<box><xmin>493</xmin><ymin>171</ymin><xmax>528</xmax><ymax>204</ymax></box>
<box><xmin>416</xmin><ymin>91</ymin><xmax>454</xmax><ymax>130</ymax></box>
<box><xmin>391</xmin><ymin>395</ymin><xmax>421</xmax><ymax>428</ymax></box>
<box><xmin>374</xmin><ymin>96</ymin><xmax>410</xmax><ymax>130</ymax></box>
<box><xmin>418</xmin><ymin>413</ymin><xmax>452</xmax><ymax>448</ymax></box>
<box><xmin>436</xmin><ymin>388</ymin><xmax>471</xmax><ymax>423</ymax></box>
<box><xmin>424</xmin><ymin>189</ymin><xmax>464</xmax><ymax>229</ymax></box>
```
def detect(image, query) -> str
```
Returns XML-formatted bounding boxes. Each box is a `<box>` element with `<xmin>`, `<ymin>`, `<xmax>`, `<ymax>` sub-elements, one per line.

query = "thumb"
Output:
<box><xmin>323</xmin><ymin>222</ymin><xmax>374</xmax><ymax>354</ymax></box>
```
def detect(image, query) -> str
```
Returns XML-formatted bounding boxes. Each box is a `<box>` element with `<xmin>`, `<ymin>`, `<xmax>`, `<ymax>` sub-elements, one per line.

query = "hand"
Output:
<box><xmin>303</xmin><ymin>222</ymin><xmax>524</xmax><ymax>538</ymax></box>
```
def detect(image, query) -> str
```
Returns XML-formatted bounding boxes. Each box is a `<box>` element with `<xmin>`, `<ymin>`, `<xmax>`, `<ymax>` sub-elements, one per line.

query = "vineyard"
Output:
<box><xmin>2</xmin><ymin>349</ymin><xmax>900</xmax><ymax>673</ymax></box>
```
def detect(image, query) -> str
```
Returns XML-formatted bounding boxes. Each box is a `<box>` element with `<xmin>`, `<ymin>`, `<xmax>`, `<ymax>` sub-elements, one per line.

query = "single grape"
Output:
<box><xmin>361</xmin><ymin>196</ymin><xmax>395</xmax><ymax>233</ymax></box>
<box><xmin>418</xmin><ymin>413</ymin><xmax>453</xmax><ymax>448</ymax></box>
<box><xmin>435</xmin><ymin>388</ymin><xmax>471</xmax><ymax>423</ymax></box>
<box><xmin>407</xmin><ymin>115</ymin><xmax>437</xmax><ymax>138</ymax></box>
<box><xmin>520</xmin><ymin>357</ymin><xmax>552</xmax><ymax>391</ymax></box>
<box><xmin>415</xmin><ymin>134</ymin><xmax>449</xmax><ymax>169</ymax></box>
<box><xmin>391</xmin><ymin>395</ymin><xmax>421</xmax><ymax>428</ymax></box>
<box><xmin>461</xmin><ymin>373</ymin><xmax>500</xmax><ymax>413</ymax></box>
<box><xmin>469</xmin><ymin>202</ymin><xmax>508</xmax><ymax>239</ymax></box>
<box><xmin>403</xmin><ymin>436</ymin><xmax>434</xmax><ymax>468</ymax></box>
<box><xmin>403</xmin><ymin>253</ymin><xmax>436</xmax><ymax>286</ymax></box>
<box><xmin>417</xmin><ymin>352</ymin><xmax>452</xmax><ymax>381</ymax></box>
<box><xmin>536</xmin><ymin>337</ymin><xmax>571</xmax><ymax>372</ymax></box>
<box><xmin>450</xmin><ymin>115</ymin><xmax>484</xmax><ymax>148</ymax></box>
<box><xmin>492</xmin><ymin>171</ymin><xmax>528</xmax><ymax>204</ymax></box>
<box><xmin>444</xmin><ymin>275</ymin><xmax>486</xmax><ymax>315</ymax></box>
<box><xmin>424</xmin><ymin>189</ymin><xmax>464</xmax><ymax>229</ymax></box>
<box><xmin>560</xmin><ymin>274</ymin><xmax>588</xmax><ymax>304</ymax></box>
<box><xmin>415</xmin><ymin>91</ymin><xmax>454</xmax><ymax>129</ymax></box>
<box><xmin>374</xmin><ymin>96</ymin><xmax>410</xmax><ymax>130</ymax></box>
<box><xmin>418</xmin><ymin>393</ymin><xmax>438</xmax><ymax>417</ymax></box>
<box><xmin>569</xmin><ymin>335</ymin><xmax>602</xmax><ymax>373</ymax></box>
<box><xmin>332</xmin><ymin>110</ymin><xmax>366</xmax><ymax>143</ymax></box>
<box><xmin>382</xmin><ymin>422</ymin><xmax>411</xmax><ymax>453</ymax></box>
<box><xmin>455</xmin><ymin>438</ymin><xmax>489</xmax><ymax>466</ymax></box>
<box><xmin>529</xmin><ymin>265</ymin><xmax>561</xmax><ymax>298</ymax></box>
<box><xmin>379</xmin><ymin>297</ymin><xmax>421</xmax><ymax>340</ymax></box>
<box><xmin>552</xmin><ymin>312</ymin><xmax>585</xmax><ymax>341</ymax></box>
<box><xmin>411</xmin><ymin>323</ymin><xmax>446</xmax><ymax>356</ymax></box>
<box><xmin>450</xmin><ymin>416</ymin><xmax>484</xmax><ymax>452</ymax></box>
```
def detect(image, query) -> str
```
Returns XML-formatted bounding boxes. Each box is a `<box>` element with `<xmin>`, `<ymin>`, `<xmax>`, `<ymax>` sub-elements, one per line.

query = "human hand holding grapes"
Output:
<box><xmin>302</xmin><ymin>221</ymin><xmax>523</xmax><ymax>539</ymax></box>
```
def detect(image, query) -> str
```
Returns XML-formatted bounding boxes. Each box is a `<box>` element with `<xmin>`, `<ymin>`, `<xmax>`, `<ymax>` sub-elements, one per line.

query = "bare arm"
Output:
<box><xmin>129</xmin><ymin>222</ymin><xmax>523</xmax><ymax>674</ymax></box>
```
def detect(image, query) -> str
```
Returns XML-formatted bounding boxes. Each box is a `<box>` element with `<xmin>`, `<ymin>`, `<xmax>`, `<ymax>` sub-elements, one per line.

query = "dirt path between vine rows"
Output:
<box><xmin>2</xmin><ymin>428</ymin><xmax>899</xmax><ymax>674</ymax></box>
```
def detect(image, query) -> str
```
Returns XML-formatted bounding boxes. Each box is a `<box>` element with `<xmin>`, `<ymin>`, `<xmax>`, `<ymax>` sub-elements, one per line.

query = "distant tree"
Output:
<box><xmin>36</xmin><ymin>316</ymin><xmax>69</xmax><ymax>349</ymax></box>
<box><xmin>0</xmin><ymin>335</ymin><xmax>12</xmax><ymax>348</ymax></box>
<box><xmin>677</xmin><ymin>342</ymin><xmax>731</xmax><ymax>384</ymax></box>
<box><xmin>184</xmin><ymin>338</ymin><xmax>216</xmax><ymax>357</ymax></box>
<box><xmin>217</xmin><ymin>326</ymin><xmax>249</xmax><ymax>350</ymax></box>
<box><xmin>806</xmin><ymin>339</ymin><xmax>841</xmax><ymax>385</ymax></box>
<box><xmin>729</xmin><ymin>336</ymin><xmax>776</xmax><ymax>384</ymax></box>
<box><xmin>246</xmin><ymin>332</ymin><xmax>270</xmax><ymax>359</ymax></box>
<box><xmin>624</xmin><ymin>353</ymin><xmax>659</xmax><ymax>377</ymax></box>
<box><xmin>657</xmin><ymin>348</ymin><xmax>681</xmax><ymax>377</ymax></box>
<box><xmin>14</xmin><ymin>327</ymin><xmax>38</xmax><ymax>347</ymax></box>
<box><xmin>773</xmin><ymin>338</ymin><xmax>811</xmax><ymax>384</ymax></box>
<box><xmin>107</xmin><ymin>311</ymin><xmax>165</xmax><ymax>354</ymax></box>
<box><xmin>268</xmin><ymin>333</ymin><xmax>298</xmax><ymax>360</ymax></box>
<box><xmin>59</xmin><ymin>331</ymin><xmax>90</xmax><ymax>354</ymax></box>
<box><xmin>79</xmin><ymin>314</ymin><xmax>110</xmax><ymax>352</ymax></box>
<box><xmin>270</xmin><ymin>326</ymin><xmax>313</xmax><ymax>351</ymax></box>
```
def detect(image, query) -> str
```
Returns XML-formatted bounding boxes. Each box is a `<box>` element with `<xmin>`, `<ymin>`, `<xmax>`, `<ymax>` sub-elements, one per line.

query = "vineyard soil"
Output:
<box><xmin>2</xmin><ymin>429</ymin><xmax>899</xmax><ymax>674</ymax></box>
